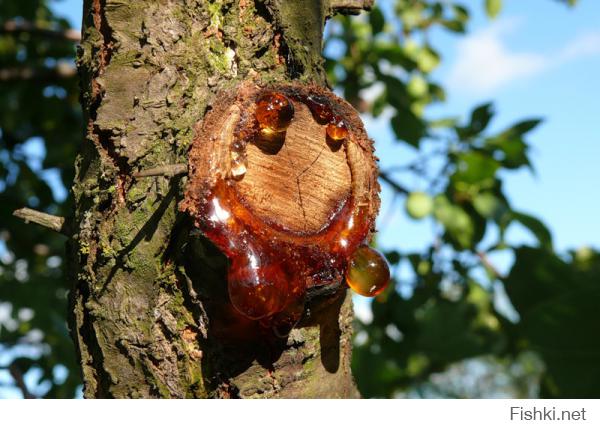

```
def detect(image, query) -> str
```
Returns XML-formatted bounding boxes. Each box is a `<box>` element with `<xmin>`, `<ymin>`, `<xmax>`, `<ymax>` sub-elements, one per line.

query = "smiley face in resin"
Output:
<box><xmin>345</xmin><ymin>245</ymin><xmax>390</xmax><ymax>297</ymax></box>
<box><xmin>182</xmin><ymin>83</ymin><xmax>383</xmax><ymax>332</ymax></box>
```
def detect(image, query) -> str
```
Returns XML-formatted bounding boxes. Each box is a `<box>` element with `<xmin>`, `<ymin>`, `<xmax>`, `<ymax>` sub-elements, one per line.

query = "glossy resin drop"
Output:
<box><xmin>228</xmin><ymin>250</ymin><xmax>290</xmax><ymax>320</ymax></box>
<box><xmin>255</xmin><ymin>92</ymin><xmax>294</xmax><ymax>133</ymax></box>
<box><xmin>345</xmin><ymin>245</ymin><xmax>390</xmax><ymax>297</ymax></box>
<box><xmin>326</xmin><ymin>115</ymin><xmax>349</xmax><ymax>141</ymax></box>
<box><xmin>306</xmin><ymin>95</ymin><xmax>333</xmax><ymax>124</ymax></box>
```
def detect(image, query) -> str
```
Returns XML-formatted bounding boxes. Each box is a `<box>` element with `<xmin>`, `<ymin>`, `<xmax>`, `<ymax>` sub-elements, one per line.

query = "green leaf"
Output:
<box><xmin>452</xmin><ymin>5</ymin><xmax>470</xmax><ymax>22</ymax></box>
<box><xmin>391</xmin><ymin>109</ymin><xmax>426</xmax><ymax>148</ymax></box>
<box><xmin>434</xmin><ymin>195</ymin><xmax>475</xmax><ymax>249</ymax></box>
<box><xmin>469</xmin><ymin>102</ymin><xmax>494</xmax><ymax>134</ymax></box>
<box><xmin>374</xmin><ymin>43</ymin><xmax>418</xmax><ymax>71</ymax></box>
<box><xmin>473</xmin><ymin>192</ymin><xmax>507</xmax><ymax>220</ymax></box>
<box><xmin>369</xmin><ymin>7</ymin><xmax>385</xmax><ymax>35</ymax></box>
<box><xmin>485</xmin><ymin>0</ymin><xmax>502</xmax><ymax>19</ymax></box>
<box><xmin>500</xmin><ymin>118</ymin><xmax>543</xmax><ymax>139</ymax></box>
<box><xmin>371</xmin><ymin>91</ymin><xmax>388</xmax><ymax>117</ymax></box>
<box><xmin>441</xmin><ymin>19</ymin><xmax>465</xmax><ymax>33</ymax></box>
<box><xmin>415</xmin><ymin>295</ymin><xmax>499</xmax><ymax>362</ymax></box>
<box><xmin>456</xmin><ymin>102</ymin><xmax>494</xmax><ymax>139</ymax></box>
<box><xmin>505</xmin><ymin>247</ymin><xmax>600</xmax><ymax>397</ymax></box>
<box><xmin>378</xmin><ymin>73</ymin><xmax>409</xmax><ymax>109</ymax></box>
<box><xmin>385</xmin><ymin>251</ymin><xmax>401</xmax><ymax>266</ymax></box>
<box><xmin>452</xmin><ymin>151</ymin><xmax>500</xmax><ymax>186</ymax></box>
<box><xmin>428</xmin><ymin>82</ymin><xmax>446</xmax><ymax>102</ymax></box>
<box><xmin>512</xmin><ymin>211</ymin><xmax>553</xmax><ymax>250</ymax></box>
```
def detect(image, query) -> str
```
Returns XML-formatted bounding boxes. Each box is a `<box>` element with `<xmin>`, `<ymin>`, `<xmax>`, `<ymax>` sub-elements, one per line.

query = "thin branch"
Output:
<box><xmin>329</xmin><ymin>0</ymin><xmax>374</xmax><ymax>15</ymax></box>
<box><xmin>12</xmin><ymin>207</ymin><xmax>68</xmax><ymax>236</ymax></box>
<box><xmin>9</xmin><ymin>364</ymin><xmax>36</xmax><ymax>399</ymax></box>
<box><xmin>0</xmin><ymin>20</ymin><xmax>80</xmax><ymax>42</ymax></box>
<box><xmin>0</xmin><ymin>63</ymin><xmax>77</xmax><ymax>82</ymax></box>
<box><xmin>134</xmin><ymin>163</ymin><xmax>187</xmax><ymax>178</ymax></box>
<box><xmin>477</xmin><ymin>251</ymin><xmax>505</xmax><ymax>279</ymax></box>
<box><xmin>378</xmin><ymin>171</ymin><xmax>409</xmax><ymax>195</ymax></box>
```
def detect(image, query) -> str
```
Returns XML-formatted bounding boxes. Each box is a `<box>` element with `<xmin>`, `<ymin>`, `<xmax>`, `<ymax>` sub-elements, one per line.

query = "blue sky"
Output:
<box><xmin>434</xmin><ymin>0</ymin><xmax>600</xmax><ymax>253</ymax></box>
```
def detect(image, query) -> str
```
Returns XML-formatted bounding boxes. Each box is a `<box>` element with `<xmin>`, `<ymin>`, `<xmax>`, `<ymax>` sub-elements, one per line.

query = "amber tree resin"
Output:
<box><xmin>345</xmin><ymin>245</ymin><xmax>390</xmax><ymax>297</ymax></box>
<box><xmin>255</xmin><ymin>92</ymin><xmax>295</xmax><ymax>133</ymax></box>
<box><xmin>181</xmin><ymin>81</ymin><xmax>388</xmax><ymax>334</ymax></box>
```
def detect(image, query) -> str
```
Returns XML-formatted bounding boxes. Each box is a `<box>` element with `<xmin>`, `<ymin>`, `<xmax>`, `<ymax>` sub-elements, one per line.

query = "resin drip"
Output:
<box><xmin>197</xmin><ymin>179</ymin><xmax>370</xmax><ymax>332</ymax></box>
<box><xmin>182</xmin><ymin>84</ymin><xmax>384</xmax><ymax>334</ymax></box>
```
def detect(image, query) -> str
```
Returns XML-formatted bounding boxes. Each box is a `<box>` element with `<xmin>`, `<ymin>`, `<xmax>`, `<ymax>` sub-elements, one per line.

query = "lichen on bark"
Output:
<box><xmin>70</xmin><ymin>0</ymin><xmax>366</xmax><ymax>398</ymax></box>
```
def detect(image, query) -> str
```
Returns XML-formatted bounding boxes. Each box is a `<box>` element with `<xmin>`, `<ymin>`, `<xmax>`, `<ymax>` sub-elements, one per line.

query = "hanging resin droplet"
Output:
<box><xmin>227</xmin><ymin>250</ymin><xmax>290</xmax><ymax>320</ymax></box>
<box><xmin>326</xmin><ymin>115</ymin><xmax>349</xmax><ymax>141</ymax></box>
<box><xmin>345</xmin><ymin>245</ymin><xmax>390</xmax><ymax>297</ymax></box>
<box><xmin>255</xmin><ymin>92</ymin><xmax>294</xmax><ymax>133</ymax></box>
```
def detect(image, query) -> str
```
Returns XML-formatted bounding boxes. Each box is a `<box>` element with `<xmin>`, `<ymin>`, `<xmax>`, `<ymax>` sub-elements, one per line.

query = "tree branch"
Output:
<box><xmin>0</xmin><ymin>63</ymin><xmax>77</xmax><ymax>83</ymax></box>
<box><xmin>477</xmin><ymin>251</ymin><xmax>505</xmax><ymax>279</ymax></box>
<box><xmin>12</xmin><ymin>208</ymin><xmax>68</xmax><ymax>236</ymax></box>
<box><xmin>379</xmin><ymin>171</ymin><xmax>409</xmax><ymax>195</ymax></box>
<box><xmin>8</xmin><ymin>364</ymin><xmax>36</xmax><ymax>399</ymax></box>
<box><xmin>133</xmin><ymin>163</ymin><xmax>187</xmax><ymax>178</ymax></box>
<box><xmin>0</xmin><ymin>20</ymin><xmax>80</xmax><ymax>42</ymax></box>
<box><xmin>329</xmin><ymin>0</ymin><xmax>374</xmax><ymax>15</ymax></box>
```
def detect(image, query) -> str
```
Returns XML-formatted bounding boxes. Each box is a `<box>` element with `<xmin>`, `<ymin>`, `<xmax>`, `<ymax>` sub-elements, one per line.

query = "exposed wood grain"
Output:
<box><xmin>238</xmin><ymin>101</ymin><xmax>352</xmax><ymax>233</ymax></box>
<box><xmin>183</xmin><ymin>81</ymin><xmax>380</xmax><ymax>242</ymax></box>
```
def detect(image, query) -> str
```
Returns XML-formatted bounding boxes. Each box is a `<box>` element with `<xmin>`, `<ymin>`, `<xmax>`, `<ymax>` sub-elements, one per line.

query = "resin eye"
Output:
<box><xmin>345</xmin><ymin>245</ymin><xmax>390</xmax><ymax>297</ymax></box>
<box><xmin>306</xmin><ymin>95</ymin><xmax>333</xmax><ymax>124</ymax></box>
<box><xmin>255</xmin><ymin>92</ymin><xmax>294</xmax><ymax>133</ymax></box>
<box><xmin>326</xmin><ymin>115</ymin><xmax>349</xmax><ymax>141</ymax></box>
<box><xmin>227</xmin><ymin>250</ymin><xmax>289</xmax><ymax>320</ymax></box>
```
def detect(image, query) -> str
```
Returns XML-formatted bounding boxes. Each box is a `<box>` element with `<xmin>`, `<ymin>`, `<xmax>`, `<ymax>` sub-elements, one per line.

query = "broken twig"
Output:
<box><xmin>12</xmin><ymin>208</ymin><xmax>68</xmax><ymax>236</ymax></box>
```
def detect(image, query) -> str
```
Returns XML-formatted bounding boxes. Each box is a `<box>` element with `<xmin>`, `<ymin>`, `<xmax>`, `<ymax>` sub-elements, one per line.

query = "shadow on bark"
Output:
<box><xmin>176</xmin><ymin>232</ymin><xmax>345</xmax><ymax>397</ymax></box>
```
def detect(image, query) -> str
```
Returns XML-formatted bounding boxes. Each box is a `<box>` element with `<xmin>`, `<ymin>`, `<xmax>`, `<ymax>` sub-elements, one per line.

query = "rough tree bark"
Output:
<box><xmin>69</xmin><ymin>0</ymin><xmax>374</xmax><ymax>398</ymax></box>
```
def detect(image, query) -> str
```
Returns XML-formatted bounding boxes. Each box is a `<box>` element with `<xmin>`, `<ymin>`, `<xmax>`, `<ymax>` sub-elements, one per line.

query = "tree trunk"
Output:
<box><xmin>70</xmin><ymin>0</ymin><xmax>370</xmax><ymax>398</ymax></box>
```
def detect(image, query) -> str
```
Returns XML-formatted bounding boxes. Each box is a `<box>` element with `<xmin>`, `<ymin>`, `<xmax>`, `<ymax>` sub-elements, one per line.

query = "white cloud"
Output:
<box><xmin>558</xmin><ymin>32</ymin><xmax>600</xmax><ymax>62</ymax></box>
<box><xmin>446</xmin><ymin>18</ymin><xmax>600</xmax><ymax>95</ymax></box>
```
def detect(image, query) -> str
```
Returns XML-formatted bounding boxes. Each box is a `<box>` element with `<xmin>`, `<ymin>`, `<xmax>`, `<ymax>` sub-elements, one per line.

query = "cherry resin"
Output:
<box><xmin>198</xmin><ymin>180</ymin><xmax>370</xmax><ymax>331</ymax></box>
<box><xmin>326</xmin><ymin>115</ymin><xmax>349</xmax><ymax>141</ymax></box>
<box><xmin>190</xmin><ymin>87</ymin><xmax>388</xmax><ymax>332</ymax></box>
<box><xmin>345</xmin><ymin>245</ymin><xmax>390</xmax><ymax>297</ymax></box>
<box><xmin>255</xmin><ymin>92</ymin><xmax>294</xmax><ymax>133</ymax></box>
